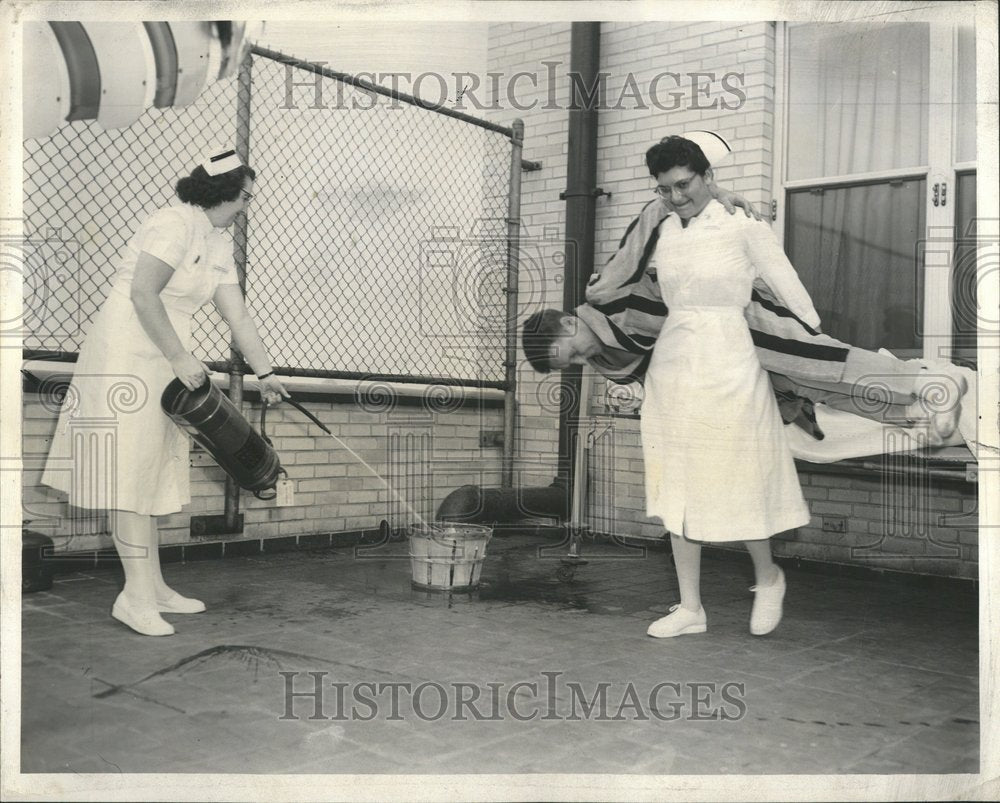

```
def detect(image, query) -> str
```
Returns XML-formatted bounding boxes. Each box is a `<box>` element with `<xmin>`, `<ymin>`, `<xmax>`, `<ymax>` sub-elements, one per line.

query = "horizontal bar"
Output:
<box><xmin>22</xmin><ymin>350</ymin><xmax>79</xmax><ymax>363</ymax></box>
<box><xmin>21</xmin><ymin>351</ymin><xmax>508</xmax><ymax>391</ymax></box>
<box><xmin>784</xmin><ymin>167</ymin><xmax>928</xmax><ymax>191</ymax></box>
<box><xmin>796</xmin><ymin>457</ymin><xmax>974</xmax><ymax>484</ymax></box>
<box><xmin>251</xmin><ymin>45</ymin><xmax>514</xmax><ymax>138</ymax></box>
<box><xmin>234</xmin><ymin>373</ymin><xmax>504</xmax><ymax>403</ymax></box>
<box><xmin>262</xmin><ymin>365</ymin><xmax>509</xmax><ymax>390</ymax></box>
<box><xmin>22</xmin><ymin>360</ymin><xmax>507</xmax><ymax>408</ymax></box>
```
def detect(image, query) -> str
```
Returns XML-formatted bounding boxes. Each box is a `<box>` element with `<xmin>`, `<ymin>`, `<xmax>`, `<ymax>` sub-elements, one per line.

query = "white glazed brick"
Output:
<box><xmin>686</xmin><ymin>21</ymin><xmax>733</xmax><ymax>38</ymax></box>
<box><xmin>669</xmin><ymin>34</ymin><xmax>706</xmax><ymax>54</ymax></box>
<box><xmin>603</xmin><ymin>117</ymin><xmax>640</xmax><ymax>136</ymax></box>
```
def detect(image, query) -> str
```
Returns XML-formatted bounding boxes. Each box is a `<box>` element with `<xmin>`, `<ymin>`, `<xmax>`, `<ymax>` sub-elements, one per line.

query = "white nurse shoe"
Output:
<box><xmin>749</xmin><ymin>566</ymin><xmax>786</xmax><ymax>635</ymax></box>
<box><xmin>647</xmin><ymin>603</ymin><xmax>707</xmax><ymax>638</ymax></box>
<box><xmin>156</xmin><ymin>590</ymin><xmax>206</xmax><ymax>614</ymax></box>
<box><xmin>111</xmin><ymin>592</ymin><xmax>175</xmax><ymax>637</ymax></box>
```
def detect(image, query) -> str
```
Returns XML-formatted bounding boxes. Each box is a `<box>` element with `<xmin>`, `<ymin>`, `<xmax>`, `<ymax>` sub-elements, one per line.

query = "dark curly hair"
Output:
<box><xmin>175</xmin><ymin>164</ymin><xmax>257</xmax><ymax>209</ymax></box>
<box><xmin>645</xmin><ymin>136</ymin><xmax>709</xmax><ymax>178</ymax></box>
<box><xmin>522</xmin><ymin>308</ymin><xmax>572</xmax><ymax>373</ymax></box>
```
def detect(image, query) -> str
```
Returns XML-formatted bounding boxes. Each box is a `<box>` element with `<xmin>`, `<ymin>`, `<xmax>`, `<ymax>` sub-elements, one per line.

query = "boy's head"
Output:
<box><xmin>522</xmin><ymin>309</ymin><xmax>601</xmax><ymax>372</ymax></box>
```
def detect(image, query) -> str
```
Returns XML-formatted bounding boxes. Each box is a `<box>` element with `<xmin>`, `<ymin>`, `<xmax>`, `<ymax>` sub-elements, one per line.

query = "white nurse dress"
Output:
<box><xmin>42</xmin><ymin>204</ymin><xmax>239</xmax><ymax>515</ymax></box>
<box><xmin>641</xmin><ymin>200</ymin><xmax>818</xmax><ymax>542</ymax></box>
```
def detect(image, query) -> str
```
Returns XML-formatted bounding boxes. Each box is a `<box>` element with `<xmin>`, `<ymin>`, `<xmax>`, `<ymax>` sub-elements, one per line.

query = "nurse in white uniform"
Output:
<box><xmin>42</xmin><ymin>151</ymin><xmax>288</xmax><ymax>637</ymax></box>
<box><xmin>641</xmin><ymin>136</ymin><xmax>817</xmax><ymax>639</ymax></box>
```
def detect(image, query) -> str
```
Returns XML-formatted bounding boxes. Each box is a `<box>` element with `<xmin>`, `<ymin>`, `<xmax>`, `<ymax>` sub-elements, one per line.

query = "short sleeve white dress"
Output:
<box><xmin>641</xmin><ymin>200</ymin><xmax>818</xmax><ymax>542</ymax></box>
<box><xmin>42</xmin><ymin>204</ymin><xmax>240</xmax><ymax>515</ymax></box>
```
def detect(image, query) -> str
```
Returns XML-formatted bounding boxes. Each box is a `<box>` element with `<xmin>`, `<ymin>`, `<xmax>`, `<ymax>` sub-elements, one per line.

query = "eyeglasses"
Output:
<box><xmin>651</xmin><ymin>186</ymin><xmax>672</xmax><ymax>199</ymax></box>
<box><xmin>240</xmin><ymin>189</ymin><xmax>254</xmax><ymax>202</ymax></box>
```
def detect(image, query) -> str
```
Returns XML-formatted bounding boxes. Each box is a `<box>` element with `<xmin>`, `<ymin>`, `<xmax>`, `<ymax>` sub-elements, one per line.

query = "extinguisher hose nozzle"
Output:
<box><xmin>260</xmin><ymin>397</ymin><xmax>333</xmax><ymax>444</ymax></box>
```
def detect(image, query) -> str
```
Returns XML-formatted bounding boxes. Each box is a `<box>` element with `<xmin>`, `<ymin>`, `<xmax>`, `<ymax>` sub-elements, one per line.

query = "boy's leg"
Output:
<box><xmin>777</xmin><ymin>347</ymin><xmax>967</xmax><ymax>439</ymax></box>
<box><xmin>841</xmin><ymin>348</ymin><xmax>966</xmax><ymax>406</ymax></box>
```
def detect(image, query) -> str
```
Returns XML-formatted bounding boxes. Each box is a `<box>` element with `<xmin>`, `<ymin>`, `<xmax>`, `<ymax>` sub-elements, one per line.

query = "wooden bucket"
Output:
<box><xmin>408</xmin><ymin>522</ymin><xmax>492</xmax><ymax>592</ymax></box>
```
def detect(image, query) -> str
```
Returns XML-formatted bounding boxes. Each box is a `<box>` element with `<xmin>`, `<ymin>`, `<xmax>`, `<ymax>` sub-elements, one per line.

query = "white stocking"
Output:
<box><xmin>146</xmin><ymin>516</ymin><xmax>173</xmax><ymax>599</ymax></box>
<box><xmin>744</xmin><ymin>539</ymin><xmax>780</xmax><ymax>586</ymax></box>
<box><xmin>110</xmin><ymin>509</ymin><xmax>160</xmax><ymax>603</ymax></box>
<box><xmin>146</xmin><ymin>517</ymin><xmax>203</xmax><ymax>611</ymax></box>
<box><xmin>670</xmin><ymin>532</ymin><xmax>703</xmax><ymax>612</ymax></box>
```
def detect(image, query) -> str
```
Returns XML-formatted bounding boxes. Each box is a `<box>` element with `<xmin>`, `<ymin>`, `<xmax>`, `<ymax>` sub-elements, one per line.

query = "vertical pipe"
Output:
<box><xmin>558</xmin><ymin>23</ymin><xmax>601</xmax><ymax>497</ymax></box>
<box><xmin>502</xmin><ymin>119</ymin><xmax>525</xmax><ymax>489</ymax></box>
<box><xmin>223</xmin><ymin>48</ymin><xmax>253</xmax><ymax>532</ymax></box>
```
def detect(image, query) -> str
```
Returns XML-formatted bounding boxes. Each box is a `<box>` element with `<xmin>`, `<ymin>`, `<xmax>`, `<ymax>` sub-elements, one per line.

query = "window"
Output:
<box><xmin>775</xmin><ymin>21</ymin><xmax>977</xmax><ymax>363</ymax></box>
<box><xmin>784</xmin><ymin>179</ymin><xmax>925</xmax><ymax>351</ymax></box>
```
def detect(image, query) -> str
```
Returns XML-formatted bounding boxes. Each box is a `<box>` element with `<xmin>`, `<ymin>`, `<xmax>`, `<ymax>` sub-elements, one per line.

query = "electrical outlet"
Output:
<box><xmin>479</xmin><ymin>430</ymin><xmax>504</xmax><ymax>448</ymax></box>
<box><xmin>822</xmin><ymin>515</ymin><xmax>847</xmax><ymax>533</ymax></box>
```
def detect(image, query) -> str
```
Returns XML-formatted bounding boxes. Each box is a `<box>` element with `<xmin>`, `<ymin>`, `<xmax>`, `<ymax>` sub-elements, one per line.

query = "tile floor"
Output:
<box><xmin>19</xmin><ymin>532</ymin><xmax>979</xmax><ymax>775</ymax></box>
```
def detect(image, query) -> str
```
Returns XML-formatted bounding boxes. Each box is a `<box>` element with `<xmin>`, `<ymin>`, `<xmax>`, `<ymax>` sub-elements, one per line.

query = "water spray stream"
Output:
<box><xmin>270</xmin><ymin>398</ymin><xmax>428</xmax><ymax>528</ymax></box>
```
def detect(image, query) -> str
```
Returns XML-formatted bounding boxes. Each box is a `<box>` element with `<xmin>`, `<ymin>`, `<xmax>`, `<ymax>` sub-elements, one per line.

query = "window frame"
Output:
<box><xmin>772</xmin><ymin>20</ymin><xmax>975</xmax><ymax>362</ymax></box>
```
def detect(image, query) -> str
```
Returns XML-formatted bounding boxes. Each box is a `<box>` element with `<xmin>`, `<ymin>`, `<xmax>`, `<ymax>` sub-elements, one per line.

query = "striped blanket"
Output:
<box><xmin>583</xmin><ymin>199</ymin><xmax>858</xmax><ymax>438</ymax></box>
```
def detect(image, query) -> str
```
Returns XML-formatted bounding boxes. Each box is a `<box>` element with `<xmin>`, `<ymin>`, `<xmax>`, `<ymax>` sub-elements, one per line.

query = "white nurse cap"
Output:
<box><xmin>201</xmin><ymin>149</ymin><xmax>244</xmax><ymax>176</ymax></box>
<box><xmin>679</xmin><ymin>130</ymin><xmax>733</xmax><ymax>167</ymax></box>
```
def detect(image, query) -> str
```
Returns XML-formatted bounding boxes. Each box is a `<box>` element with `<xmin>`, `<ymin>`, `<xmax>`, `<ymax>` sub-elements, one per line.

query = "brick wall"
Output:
<box><xmin>486</xmin><ymin>20</ymin><xmax>978</xmax><ymax>579</ymax></box>
<box><xmin>486</xmin><ymin>22</ymin><xmax>573</xmax><ymax>490</ymax></box>
<box><xmin>23</xmin><ymin>379</ymin><xmax>504</xmax><ymax>554</ymax></box>
<box><xmin>574</xmin><ymin>417</ymin><xmax>977</xmax><ymax>579</ymax></box>
<box><xmin>776</xmin><ymin>467</ymin><xmax>977</xmax><ymax>578</ymax></box>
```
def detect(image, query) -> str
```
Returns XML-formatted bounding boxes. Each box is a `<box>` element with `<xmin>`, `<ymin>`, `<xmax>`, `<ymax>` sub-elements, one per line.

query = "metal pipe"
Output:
<box><xmin>436</xmin><ymin>484</ymin><xmax>568</xmax><ymax>523</ymax></box>
<box><xmin>557</xmin><ymin>22</ymin><xmax>601</xmax><ymax>498</ymax></box>
<box><xmin>218</xmin><ymin>365</ymin><xmax>508</xmax><ymax>388</ymax></box>
<box><xmin>250</xmin><ymin>45</ymin><xmax>513</xmax><ymax>137</ymax></box>
<box><xmin>21</xmin><ymin>354</ymin><xmax>510</xmax><ymax>390</ymax></box>
<box><xmin>502</xmin><ymin>119</ymin><xmax>525</xmax><ymax>489</ymax></box>
<box><xmin>223</xmin><ymin>49</ymin><xmax>254</xmax><ymax>533</ymax></box>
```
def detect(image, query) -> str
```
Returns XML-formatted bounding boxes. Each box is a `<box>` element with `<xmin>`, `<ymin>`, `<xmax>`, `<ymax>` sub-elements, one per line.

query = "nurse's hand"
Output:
<box><xmin>260</xmin><ymin>374</ymin><xmax>290</xmax><ymax>406</ymax></box>
<box><xmin>171</xmin><ymin>352</ymin><xmax>210</xmax><ymax>391</ymax></box>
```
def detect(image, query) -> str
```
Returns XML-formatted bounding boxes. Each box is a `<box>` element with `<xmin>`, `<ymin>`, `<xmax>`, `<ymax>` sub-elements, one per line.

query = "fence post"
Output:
<box><xmin>223</xmin><ymin>48</ymin><xmax>254</xmax><ymax>533</ymax></box>
<box><xmin>502</xmin><ymin>119</ymin><xmax>524</xmax><ymax>489</ymax></box>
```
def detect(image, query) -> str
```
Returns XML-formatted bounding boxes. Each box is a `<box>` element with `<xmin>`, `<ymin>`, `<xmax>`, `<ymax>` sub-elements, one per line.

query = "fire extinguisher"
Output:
<box><xmin>161</xmin><ymin>377</ymin><xmax>331</xmax><ymax>499</ymax></box>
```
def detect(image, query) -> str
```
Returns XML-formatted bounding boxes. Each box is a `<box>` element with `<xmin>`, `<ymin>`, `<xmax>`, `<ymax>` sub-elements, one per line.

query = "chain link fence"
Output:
<box><xmin>23</xmin><ymin>47</ymin><xmax>517</xmax><ymax>389</ymax></box>
<box><xmin>22</xmin><ymin>73</ymin><xmax>238</xmax><ymax>365</ymax></box>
